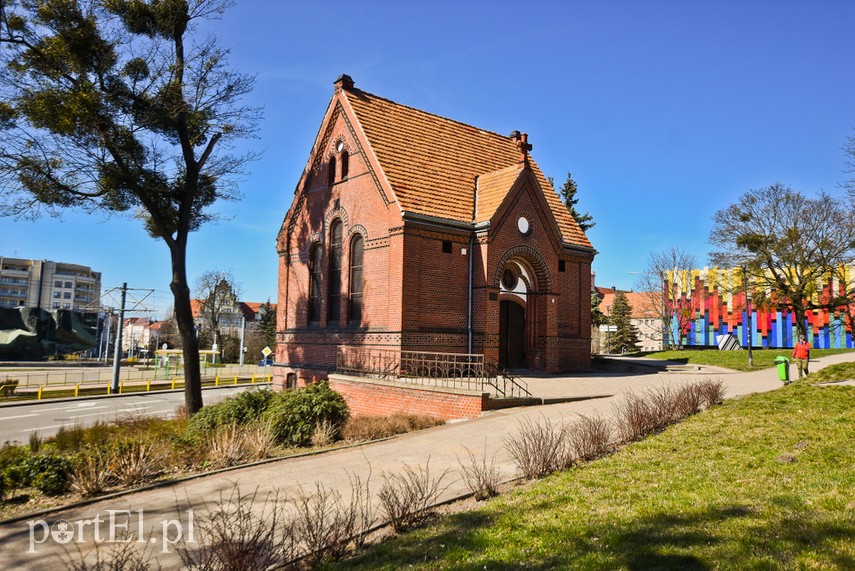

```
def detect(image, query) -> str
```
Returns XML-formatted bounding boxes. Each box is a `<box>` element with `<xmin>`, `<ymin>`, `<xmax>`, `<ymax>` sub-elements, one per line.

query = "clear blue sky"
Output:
<box><xmin>2</xmin><ymin>1</ymin><xmax>853</xmax><ymax>316</ymax></box>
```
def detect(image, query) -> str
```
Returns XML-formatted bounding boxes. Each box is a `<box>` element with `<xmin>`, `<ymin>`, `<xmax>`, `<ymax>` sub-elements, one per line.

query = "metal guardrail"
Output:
<box><xmin>0</xmin><ymin>374</ymin><xmax>273</xmax><ymax>402</ymax></box>
<box><xmin>0</xmin><ymin>364</ymin><xmax>272</xmax><ymax>387</ymax></box>
<box><xmin>336</xmin><ymin>346</ymin><xmax>531</xmax><ymax>399</ymax></box>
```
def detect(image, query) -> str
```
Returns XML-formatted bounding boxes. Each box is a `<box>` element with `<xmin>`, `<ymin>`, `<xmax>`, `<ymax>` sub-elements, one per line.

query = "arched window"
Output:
<box><xmin>349</xmin><ymin>235</ymin><xmax>364</xmax><ymax>324</ymax></box>
<box><xmin>327</xmin><ymin>220</ymin><xmax>342</xmax><ymax>324</ymax></box>
<box><xmin>327</xmin><ymin>155</ymin><xmax>336</xmax><ymax>186</ymax></box>
<box><xmin>308</xmin><ymin>243</ymin><xmax>322</xmax><ymax>323</ymax></box>
<box><xmin>340</xmin><ymin>150</ymin><xmax>349</xmax><ymax>180</ymax></box>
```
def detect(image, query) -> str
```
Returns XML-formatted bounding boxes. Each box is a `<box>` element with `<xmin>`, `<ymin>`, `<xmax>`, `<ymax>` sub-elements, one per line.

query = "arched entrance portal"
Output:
<box><xmin>493</xmin><ymin>246</ymin><xmax>553</xmax><ymax>371</ymax></box>
<box><xmin>499</xmin><ymin>299</ymin><xmax>525</xmax><ymax>368</ymax></box>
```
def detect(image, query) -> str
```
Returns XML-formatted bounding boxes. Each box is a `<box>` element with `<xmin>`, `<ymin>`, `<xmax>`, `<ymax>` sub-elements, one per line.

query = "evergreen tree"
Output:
<box><xmin>609</xmin><ymin>291</ymin><xmax>641</xmax><ymax>354</ymax></box>
<box><xmin>591</xmin><ymin>291</ymin><xmax>606</xmax><ymax>327</ymax></box>
<box><xmin>257</xmin><ymin>300</ymin><xmax>277</xmax><ymax>348</ymax></box>
<box><xmin>557</xmin><ymin>171</ymin><xmax>595</xmax><ymax>232</ymax></box>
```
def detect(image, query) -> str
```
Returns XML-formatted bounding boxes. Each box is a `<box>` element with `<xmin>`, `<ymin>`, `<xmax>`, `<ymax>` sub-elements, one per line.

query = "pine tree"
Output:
<box><xmin>257</xmin><ymin>300</ymin><xmax>277</xmax><ymax>348</ymax></box>
<box><xmin>557</xmin><ymin>171</ymin><xmax>595</xmax><ymax>232</ymax></box>
<box><xmin>609</xmin><ymin>292</ymin><xmax>641</xmax><ymax>354</ymax></box>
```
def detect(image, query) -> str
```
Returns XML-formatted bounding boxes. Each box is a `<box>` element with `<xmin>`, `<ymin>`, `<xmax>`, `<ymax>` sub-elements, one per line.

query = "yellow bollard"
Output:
<box><xmin>251</xmin><ymin>375</ymin><xmax>255</xmax><ymax>383</ymax></box>
<box><xmin>75</xmin><ymin>384</ymin><xmax>80</xmax><ymax>397</ymax></box>
<box><xmin>38</xmin><ymin>386</ymin><xmax>43</xmax><ymax>400</ymax></box>
<box><xmin>172</xmin><ymin>378</ymin><xmax>176</xmax><ymax>390</ymax></box>
<box><xmin>215</xmin><ymin>376</ymin><xmax>220</xmax><ymax>386</ymax></box>
<box><xmin>146</xmin><ymin>381</ymin><xmax>151</xmax><ymax>392</ymax></box>
<box><xmin>119</xmin><ymin>382</ymin><xmax>123</xmax><ymax>394</ymax></box>
<box><xmin>234</xmin><ymin>376</ymin><xmax>238</xmax><ymax>385</ymax></box>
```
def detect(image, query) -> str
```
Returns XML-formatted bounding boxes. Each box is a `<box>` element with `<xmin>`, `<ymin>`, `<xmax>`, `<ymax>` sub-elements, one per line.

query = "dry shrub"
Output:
<box><xmin>311</xmin><ymin>420</ymin><xmax>336</xmax><ymax>448</ymax></box>
<box><xmin>697</xmin><ymin>378</ymin><xmax>726</xmax><ymax>407</ymax></box>
<box><xmin>291</xmin><ymin>482</ymin><xmax>358</xmax><ymax>566</ymax></box>
<box><xmin>207</xmin><ymin>423</ymin><xmax>249</xmax><ymax>469</ymax></box>
<box><xmin>673</xmin><ymin>382</ymin><xmax>706</xmax><ymax>417</ymax></box>
<box><xmin>504</xmin><ymin>416</ymin><xmax>572</xmax><ymax>479</ymax></box>
<box><xmin>612</xmin><ymin>391</ymin><xmax>660</xmax><ymax>443</ymax></box>
<box><xmin>111</xmin><ymin>439</ymin><xmax>160</xmax><ymax>486</ymax></box>
<box><xmin>173</xmin><ymin>404</ymin><xmax>189</xmax><ymax>422</ymax></box>
<box><xmin>347</xmin><ymin>471</ymin><xmax>374</xmax><ymax>549</ymax></box>
<box><xmin>379</xmin><ymin>459</ymin><xmax>450</xmax><ymax>532</ymax></box>
<box><xmin>567</xmin><ymin>414</ymin><xmax>614</xmax><ymax>462</ymax></box>
<box><xmin>341</xmin><ymin>413</ymin><xmax>443</xmax><ymax>442</ymax></box>
<box><xmin>62</xmin><ymin>528</ymin><xmax>153</xmax><ymax>571</ymax></box>
<box><xmin>70</xmin><ymin>450</ymin><xmax>113</xmax><ymax>497</ymax></box>
<box><xmin>458</xmin><ymin>445</ymin><xmax>501</xmax><ymax>501</ymax></box>
<box><xmin>242</xmin><ymin>420</ymin><xmax>276</xmax><ymax>461</ymax></box>
<box><xmin>178</xmin><ymin>486</ymin><xmax>294</xmax><ymax>571</ymax></box>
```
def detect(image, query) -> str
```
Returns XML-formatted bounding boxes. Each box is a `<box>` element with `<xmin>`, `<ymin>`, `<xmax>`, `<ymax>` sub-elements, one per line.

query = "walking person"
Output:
<box><xmin>792</xmin><ymin>335</ymin><xmax>811</xmax><ymax>379</ymax></box>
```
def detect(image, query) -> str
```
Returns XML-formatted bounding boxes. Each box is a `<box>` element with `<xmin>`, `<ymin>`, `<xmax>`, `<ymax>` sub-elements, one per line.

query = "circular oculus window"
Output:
<box><xmin>517</xmin><ymin>216</ymin><xmax>531</xmax><ymax>236</ymax></box>
<box><xmin>502</xmin><ymin>269</ymin><xmax>519</xmax><ymax>290</ymax></box>
<box><xmin>335</xmin><ymin>140</ymin><xmax>344</xmax><ymax>152</ymax></box>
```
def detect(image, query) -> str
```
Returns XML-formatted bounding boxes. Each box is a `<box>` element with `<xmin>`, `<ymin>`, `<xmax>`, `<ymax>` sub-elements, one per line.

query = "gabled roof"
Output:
<box><xmin>339</xmin><ymin>82</ymin><xmax>592</xmax><ymax>249</ymax></box>
<box><xmin>597</xmin><ymin>289</ymin><xmax>659</xmax><ymax>320</ymax></box>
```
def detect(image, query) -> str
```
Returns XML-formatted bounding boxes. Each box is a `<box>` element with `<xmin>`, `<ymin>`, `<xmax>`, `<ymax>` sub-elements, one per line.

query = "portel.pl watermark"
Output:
<box><xmin>27</xmin><ymin>508</ymin><xmax>195</xmax><ymax>554</ymax></box>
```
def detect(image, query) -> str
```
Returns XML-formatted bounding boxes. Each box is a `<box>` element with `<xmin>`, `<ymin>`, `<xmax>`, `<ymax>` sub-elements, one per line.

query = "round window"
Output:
<box><xmin>517</xmin><ymin>216</ymin><xmax>531</xmax><ymax>235</ymax></box>
<box><xmin>502</xmin><ymin>269</ymin><xmax>519</xmax><ymax>290</ymax></box>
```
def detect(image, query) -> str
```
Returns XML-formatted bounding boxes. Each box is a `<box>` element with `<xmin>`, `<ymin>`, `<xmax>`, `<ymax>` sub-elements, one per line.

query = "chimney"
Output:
<box><xmin>334</xmin><ymin>74</ymin><xmax>354</xmax><ymax>91</ymax></box>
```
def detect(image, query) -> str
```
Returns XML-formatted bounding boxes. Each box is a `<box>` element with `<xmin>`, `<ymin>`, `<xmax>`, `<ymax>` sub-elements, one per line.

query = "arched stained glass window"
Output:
<box><xmin>349</xmin><ymin>235</ymin><xmax>364</xmax><ymax>324</ymax></box>
<box><xmin>328</xmin><ymin>220</ymin><xmax>342</xmax><ymax>324</ymax></box>
<box><xmin>340</xmin><ymin>150</ymin><xmax>349</xmax><ymax>179</ymax></box>
<box><xmin>308</xmin><ymin>243</ymin><xmax>322</xmax><ymax>323</ymax></box>
<box><xmin>327</xmin><ymin>155</ymin><xmax>336</xmax><ymax>186</ymax></box>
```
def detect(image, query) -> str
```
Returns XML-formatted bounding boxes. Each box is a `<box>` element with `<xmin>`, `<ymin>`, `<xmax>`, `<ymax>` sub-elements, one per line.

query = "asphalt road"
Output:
<box><xmin>0</xmin><ymin>384</ymin><xmax>270</xmax><ymax>444</ymax></box>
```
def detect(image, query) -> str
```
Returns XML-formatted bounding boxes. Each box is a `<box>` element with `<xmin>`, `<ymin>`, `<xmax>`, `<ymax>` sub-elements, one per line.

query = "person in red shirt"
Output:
<box><xmin>792</xmin><ymin>335</ymin><xmax>811</xmax><ymax>378</ymax></box>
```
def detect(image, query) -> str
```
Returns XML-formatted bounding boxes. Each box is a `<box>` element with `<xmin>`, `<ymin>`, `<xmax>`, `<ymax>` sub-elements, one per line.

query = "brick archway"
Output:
<box><xmin>493</xmin><ymin>246</ymin><xmax>552</xmax><ymax>369</ymax></box>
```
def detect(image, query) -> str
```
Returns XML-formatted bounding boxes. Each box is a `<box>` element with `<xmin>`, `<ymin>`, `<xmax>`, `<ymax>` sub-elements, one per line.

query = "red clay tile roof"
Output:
<box><xmin>341</xmin><ymin>88</ymin><xmax>592</xmax><ymax>249</ymax></box>
<box><xmin>476</xmin><ymin>164</ymin><xmax>524</xmax><ymax>223</ymax></box>
<box><xmin>598</xmin><ymin>290</ymin><xmax>659</xmax><ymax>319</ymax></box>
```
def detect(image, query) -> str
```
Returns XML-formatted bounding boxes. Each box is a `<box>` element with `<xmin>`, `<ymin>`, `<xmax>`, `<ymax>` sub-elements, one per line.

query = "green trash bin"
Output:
<box><xmin>775</xmin><ymin>356</ymin><xmax>790</xmax><ymax>383</ymax></box>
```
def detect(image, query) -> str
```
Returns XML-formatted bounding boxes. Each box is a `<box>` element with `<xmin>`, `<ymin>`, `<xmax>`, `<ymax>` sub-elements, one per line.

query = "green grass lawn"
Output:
<box><xmin>639</xmin><ymin>348</ymin><xmax>854</xmax><ymax>371</ymax></box>
<box><xmin>334</xmin><ymin>383</ymin><xmax>855</xmax><ymax>570</ymax></box>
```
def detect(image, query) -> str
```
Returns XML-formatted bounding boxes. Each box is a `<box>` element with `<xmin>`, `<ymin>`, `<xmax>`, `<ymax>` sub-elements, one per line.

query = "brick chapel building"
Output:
<box><xmin>274</xmin><ymin>75</ymin><xmax>595</xmax><ymax>388</ymax></box>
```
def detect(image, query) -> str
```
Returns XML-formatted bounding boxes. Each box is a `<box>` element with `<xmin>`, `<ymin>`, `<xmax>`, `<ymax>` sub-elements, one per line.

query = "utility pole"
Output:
<box><xmin>239</xmin><ymin>315</ymin><xmax>246</xmax><ymax>367</ymax></box>
<box><xmin>111</xmin><ymin>283</ymin><xmax>127</xmax><ymax>394</ymax></box>
<box><xmin>742</xmin><ymin>266</ymin><xmax>753</xmax><ymax>368</ymax></box>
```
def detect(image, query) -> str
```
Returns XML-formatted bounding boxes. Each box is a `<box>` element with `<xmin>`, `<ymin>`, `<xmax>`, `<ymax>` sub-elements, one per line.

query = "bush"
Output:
<box><xmin>188</xmin><ymin>388</ymin><xmax>276</xmax><ymax>437</ymax></box>
<box><xmin>379</xmin><ymin>459</ymin><xmax>449</xmax><ymax>532</ymax></box>
<box><xmin>25</xmin><ymin>454</ymin><xmax>73</xmax><ymax>495</ymax></box>
<box><xmin>504</xmin><ymin>416</ymin><xmax>572</xmax><ymax>479</ymax></box>
<box><xmin>264</xmin><ymin>382</ymin><xmax>349</xmax><ymax>447</ymax></box>
<box><xmin>0</xmin><ymin>443</ymin><xmax>29</xmax><ymax>490</ymax></box>
<box><xmin>341</xmin><ymin>413</ymin><xmax>444</xmax><ymax>441</ymax></box>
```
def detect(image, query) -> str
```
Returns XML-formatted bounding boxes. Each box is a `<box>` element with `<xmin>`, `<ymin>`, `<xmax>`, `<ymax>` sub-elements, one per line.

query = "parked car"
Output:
<box><xmin>258</xmin><ymin>358</ymin><xmax>274</xmax><ymax>366</ymax></box>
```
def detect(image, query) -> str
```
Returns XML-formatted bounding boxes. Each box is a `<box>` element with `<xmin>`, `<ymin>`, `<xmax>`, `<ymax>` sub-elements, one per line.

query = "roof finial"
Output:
<box><xmin>334</xmin><ymin>74</ymin><xmax>354</xmax><ymax>91</ymax></box>
<box><xmin>511</xmin><ymin>131</ymin><xmax>532</xmax><ymax>166</ymax></box>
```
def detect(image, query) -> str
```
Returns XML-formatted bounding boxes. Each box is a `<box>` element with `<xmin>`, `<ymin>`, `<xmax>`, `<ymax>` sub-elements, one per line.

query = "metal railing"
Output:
<box><xmin>0</xmin><ymin>371</ymin><xmax>273</xmax><ymax>401</ymax></box>
<box><xmin>336</xmin><ymin>346</ymin><xmax>530</xmax><ymax>399</ymax></box>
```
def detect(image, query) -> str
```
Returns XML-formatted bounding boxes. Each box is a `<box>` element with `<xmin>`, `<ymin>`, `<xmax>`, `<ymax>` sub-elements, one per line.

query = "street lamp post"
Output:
<box><xmin>742</xmin><ymin>265</ymin><xmax>754</xmax><ymax>368</ymax></box>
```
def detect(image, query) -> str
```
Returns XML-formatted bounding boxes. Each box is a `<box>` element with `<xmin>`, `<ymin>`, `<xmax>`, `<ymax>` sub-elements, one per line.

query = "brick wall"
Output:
<box><xmin>328</xmin><ymin>375</ymin><xmax>489</xmax><ymax>420</ymax></box>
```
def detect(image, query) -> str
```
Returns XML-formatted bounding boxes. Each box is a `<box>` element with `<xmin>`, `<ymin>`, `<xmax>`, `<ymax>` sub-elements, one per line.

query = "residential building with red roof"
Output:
<box><xmin>595</xmin><ymin>286</ymin><xmax>662</xmax><ymax>353</ymax></box>
<box><xmin>276</xmin><ymin>75</ymin><xmax>595</xmax><ymax>387</ymax></box>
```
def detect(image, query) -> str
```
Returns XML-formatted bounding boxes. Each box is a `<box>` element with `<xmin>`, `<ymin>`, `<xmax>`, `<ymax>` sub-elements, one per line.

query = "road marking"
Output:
<box><xmin>3</xmin><ymin>413</ymin><xmax>39</xmax><ymax>420</ymax></box>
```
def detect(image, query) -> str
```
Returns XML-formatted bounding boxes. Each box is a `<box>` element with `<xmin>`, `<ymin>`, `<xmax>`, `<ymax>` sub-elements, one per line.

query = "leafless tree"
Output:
<box><xmin>635</xmin><ymin>246</ymin><xmax>698</xmax><ymax>349</ymax></box>
<box><xmin>194</xmin><ymin>269</ymin><xmax>244</xmax><ymax>345</ymax></box>
<box><xmin>709</xmin><ymin>184</ymin><xmax>855</xmax><ymax>338</ymax></box>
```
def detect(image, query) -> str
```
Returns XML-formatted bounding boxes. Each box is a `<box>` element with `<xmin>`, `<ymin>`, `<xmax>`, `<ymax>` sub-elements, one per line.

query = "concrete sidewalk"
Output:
<box><xmin>1</xmin><ymin>353</ymin><xmax>852</xmax><ymax>569</ymax></box>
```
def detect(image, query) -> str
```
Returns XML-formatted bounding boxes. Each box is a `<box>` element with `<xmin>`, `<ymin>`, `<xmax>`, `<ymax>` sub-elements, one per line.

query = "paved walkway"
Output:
<box><xmin>1</xmin><ymin>354</ymin><xmax>852</xmax><ymax>569</ymax></box>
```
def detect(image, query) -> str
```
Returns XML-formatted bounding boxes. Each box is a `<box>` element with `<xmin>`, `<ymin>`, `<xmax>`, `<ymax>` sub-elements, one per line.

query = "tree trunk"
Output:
<box><xmin>168</xmin><ymin>241</ymin><xmax>204</xmax><ymax>415</ymax></box>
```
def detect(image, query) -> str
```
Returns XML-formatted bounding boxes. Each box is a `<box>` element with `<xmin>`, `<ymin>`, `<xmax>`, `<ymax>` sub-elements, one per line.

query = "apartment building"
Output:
<box><xmin>0</xmin><ymin>257</ymin><xmax>102</xmax><ymax>311</ymax></box>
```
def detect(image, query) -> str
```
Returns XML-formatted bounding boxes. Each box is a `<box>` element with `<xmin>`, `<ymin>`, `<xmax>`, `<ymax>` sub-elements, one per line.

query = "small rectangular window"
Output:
<box><xmin>442</xmin><ymin>240</ymin><xmax>452</xmax><ymax>254</ymax></box>
<box><xmin>55</xmin><ymin>281</ymin><xmax>63</xmax><ymax>288</ymax></box>
<box><xmin>558</xmin><ymin>260</ymin><xmax>566</xmax><ymax>272</ymax></box>
<box><xmin>53</xmin><ymin>291</ymin><xmax>61</xmax><ymax>298</ymax></box>
<box><xmin>64</xmin><ymin>281</ymin><xmax>73</xmax><ymax>288</ymax></box>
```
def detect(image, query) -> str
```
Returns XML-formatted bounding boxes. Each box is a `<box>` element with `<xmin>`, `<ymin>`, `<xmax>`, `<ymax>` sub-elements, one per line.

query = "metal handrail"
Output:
<box><xmin>336</xmin><ymin>347</ymin><xmax>531</xmax><ymax>399</ymax></box>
